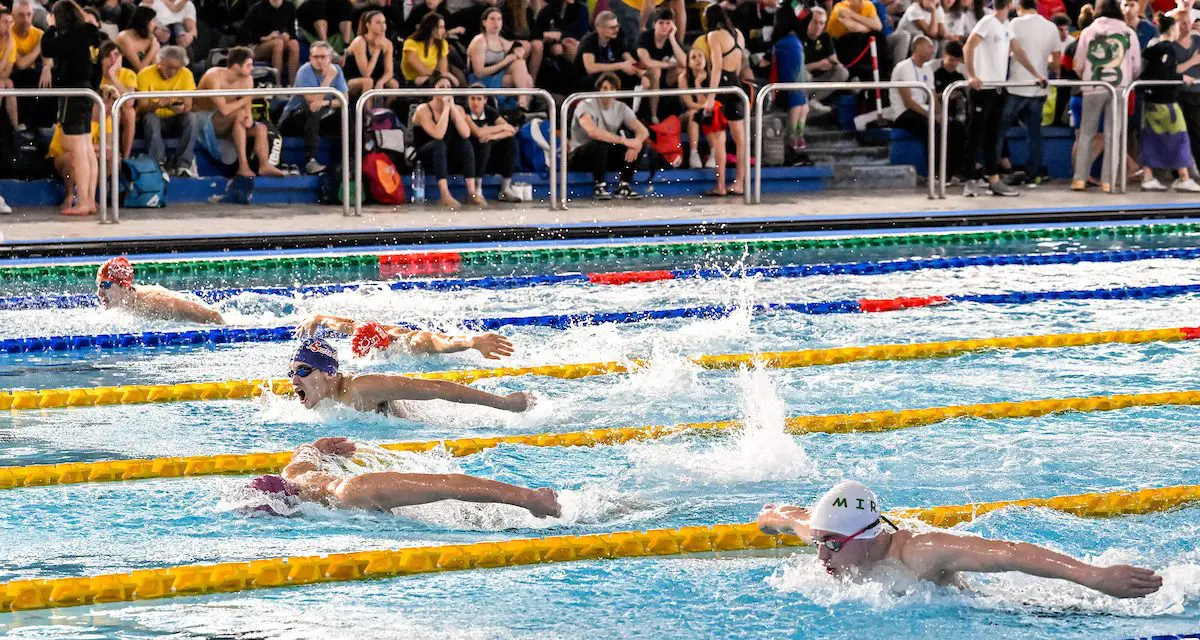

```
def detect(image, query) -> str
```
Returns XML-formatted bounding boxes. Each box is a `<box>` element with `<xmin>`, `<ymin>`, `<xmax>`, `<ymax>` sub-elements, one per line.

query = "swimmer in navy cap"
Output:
<box><xmin>288</xmin><ymin>337</ymin><xmax>533</xmax><ymax>415</ymax></box>
<box><xmin>297</xmin><ymin>314</ymin><xmax>514</xmax><ymax>360</ymax></box>
<box><xmin>757</xmin><ymin>480</ymin><xmax>1162</xmax><ymax>598</ymax></box>
<box><xmin>96</xmin><ymin>256</ymin><xmax>225</xmax><ymax>324</ymax></box>
<box><xmin>244</xmin><ymin>437</ymin><xmax>560</xmax><ymax>517</ymax></box>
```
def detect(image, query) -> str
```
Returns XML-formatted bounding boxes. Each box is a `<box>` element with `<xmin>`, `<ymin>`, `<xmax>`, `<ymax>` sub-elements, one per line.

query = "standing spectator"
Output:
<box><xmin>680</xmin><ymin>46</ymin><xmax>711</xmax><ymax>168</ymax></box>
<box><xmin>961</xmin><ymin>0</ymin><xmax>1046</xmax><ymax>196</ymax></box>
<box><xmin>1124</xmin><ymin>0</ymin><xmax>1156</xmax><ymax>48</ymax></box>
<box><xmin>636</xmin><ymin>8</ymin><xmax>686</xmax><ymax>122</ymax></box>
<box><xmin>892</xmin><ymin>0</ymin><xmax>943</xmax><ymax>66</ymax></box>
<box><xmin>999</xmin><ymin>0</ymin><xmax>1062</xmax><ymax>187</ymax></box>
<box><xmin>1139</xmin><ymin>12</ymin><xmax>1200</xmax><ymax>190</ymax></box>
<box><xmin>40</xmin><ymin>0</ymin><xmax>104</xmax><ymax>215</ymax></box>
<box><xmin>827</xmin><ymin>0</ymin><xmax>887</xmax><ymax>81</ymax></box>
<box><xmin>402</xmin><ymin>13</ymin><xmax>455</xmax><ymax>86</ymax></box>
<box><xmin>568</xmin><ymin>72</ymin><xmax>654</xmax><ymax>200</ymax></box>
<box><xmin>99</xmin><ymin>40</ymin><xmax>137</xmax><ymax>160</ymax></box>
<box><xmin>150</xmin><ymin>0</ymin><xmax>196</xmax><ymax>48</ymax></box>
<box><xmin>411</xmin><ymin>73</ymin><xmax>486</xmax><ymax>208</ymax></box>
<box><xmin>575</xmin><ymin>10</ymin><xmax>648</xmax><ymax>92</ymax></box>
<box><xmin>932</xmin><ymin>38</ymin><xmax>964</xmax><ymax>93</ymax></box>
<box><xmin>48</xmin><ymin>85</ymin><xmax>116</xmax><ymax>212</ymax></box>
<box><xmin>703</xmin><ymin>4</ymin><xmax>748</xmax><ymax>197</ymax></box>
<box><xmin>610</xmin><ymin>0</ymin><xmax>684</xmax><ymax>53</ymax></box>
<box><xmin>196</xmin><ymin>46</ymin><xmax>287</xmax><ymax>178</ymax></box>
<box><xmin>115</xmin><ymin>6</ymin><xmax>159</xmax><ymax>71</ymax></box>
<box><xmin>343</xmin><ymin>10</ymin><xmax>398</xmax><ymax>100</ymax></box>
<box><xmin>136</xmin><ymin>45</ymin><xmax>201</xmax><ymax>178</ymax></box>
<box><xmin>1071</xmin><ymin>0</ymin><xmax>1140</xmax><ymax>192</ymax></box>
<box><xmin>1174</xmin><ymin>6</ymin><xmax>1200</xmax><ymax>172</ymax></box>
<box><xmin>296</xmin><ymin>0</ymin><xmax>354</xmax><ymax>50</ymax></box>
<box><xmin>240</xmin><ymin>0</ymin><xmax>301</xmax><ymax>85</ymax></box>
<box><xmin>770</xmin><ymin>0</ymin><xmax>813</xmax><ymax>162</ymax></box>
<box><xmin>803</xmin><ymin>7</ymin><xmax>850</xmax><ymax>113</ymax></box>
<box><xmin>465</xmin><ymin>85</ymin><xmax>522</xmax><ymax>201</ymax></box>
<box><xmin>943</xmin><ymin>0</ymin><xmax>978</xmax><ymax>45</ymax></box>
<box><xmin>467</xmin><ymin>7</ymin><xmax>534</xmax><ymax>110</ymax></box>
<box><xmin>279</xmin><ymin>40</ymin><xmax>346</xmax><ymax>175</ymax></box>
<box><xmin>889</xmin><ymin>35</ymin><xmax>965</xmax><ymax>180</ymax></box>
<box><xmin>0</xmin><ymin>8</ymin><xmax>20</xmax><ymax>132</ymax></box>
<box><xmin>533</xmin><ymin>0</ymin><xmax>588</xmax><ymax>62</ymax></box>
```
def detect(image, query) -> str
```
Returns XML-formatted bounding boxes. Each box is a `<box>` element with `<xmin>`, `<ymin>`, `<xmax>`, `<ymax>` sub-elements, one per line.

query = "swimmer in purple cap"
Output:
<box><xmin>245</xmin><ymin>437</ymin><xmax>560</xmax><ymax>517</ymax></box>
<box><xmin>288</xmin><ymin>337</ymin><xmax>533</xmax><ymax>415</ymax></box>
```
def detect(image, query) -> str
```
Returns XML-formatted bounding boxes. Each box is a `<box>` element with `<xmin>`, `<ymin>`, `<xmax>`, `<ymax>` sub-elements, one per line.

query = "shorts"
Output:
<box><xmin>718</xmin><ymin>71</ymin><xmax>746</xmax><ymax>120</ymax></box>
<box><xmin>58</xmin><ymin>97</ymin><xmax>93</xmax><ymax>136</ymax></box>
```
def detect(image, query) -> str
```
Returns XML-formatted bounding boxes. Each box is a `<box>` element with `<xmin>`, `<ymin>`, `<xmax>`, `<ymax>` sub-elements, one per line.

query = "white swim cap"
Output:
<box><xmin>808</xmin><ymin>480</ymin><xmax>883</xmax><ymax>538</ymax></box>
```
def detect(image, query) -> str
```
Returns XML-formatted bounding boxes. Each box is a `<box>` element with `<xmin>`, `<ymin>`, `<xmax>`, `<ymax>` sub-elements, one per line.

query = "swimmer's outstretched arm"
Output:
<box><xmin>914</xmin><ymin>532</ymin><xmax>1163</xmax><ymax>598</ymax></box>
<box><xmin>756</xmin><ymin>504</ymin><xmax>812</xmax><ymax>538</ymax></box>
<box><xmin>296</xmin><ymin>314</ymin><xmax>358</xmax><ymax>335</ymax></box>
<box><xmin>297</xmin><ymin>314</ymin><xmax>514</xmax><ymax>359</ymax></box>
<box><xmin>136</xmin><ymin>289</ymin><xmax>225</xmax><ymax>324</ymax></box>
<box><xmin>349</xmin><ymin>373</ymin><xmax>532</xmax><ymax>412</ymax></box>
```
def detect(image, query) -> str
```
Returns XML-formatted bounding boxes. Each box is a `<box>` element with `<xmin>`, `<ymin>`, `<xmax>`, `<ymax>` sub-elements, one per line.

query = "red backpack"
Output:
<box><xmin>363</xmin><ymin>151</ymin><xmax>406</xmax><ymax>205</ymax></box>
<box><xmin>648</xmin><ymin>115</ymin><xmax>683</xmax><ymax>168</ymax></box>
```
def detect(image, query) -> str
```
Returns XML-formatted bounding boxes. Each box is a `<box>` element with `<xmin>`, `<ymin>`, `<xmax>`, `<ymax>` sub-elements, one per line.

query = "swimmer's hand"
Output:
<box><xmin>1088</xmin><ymin>564</ymin><xmax>1163</xmax><ymax>598</ymax></box>
<box><xmin>503</xmin><ymin>391</ymin><xmax>535</xmax><ymax>412</ymax></box>
<box><xmin>472</xmin><ymin>333</ymin><xmax>514</xmax><ymax>360</ymax></box>
<box><xmin>757</xmin><ymin>504</ymin><xmax>809</xmax><ymax>537</ymax></box>
<box><xmin>313</xmin><ymin>437</ymin><xmax>356</xmax><ymax>457</ymax></box>
<box><xmin>295</xmin><ymin>314</ymin><xmax>356</xmax><ymax>337</ymax></box>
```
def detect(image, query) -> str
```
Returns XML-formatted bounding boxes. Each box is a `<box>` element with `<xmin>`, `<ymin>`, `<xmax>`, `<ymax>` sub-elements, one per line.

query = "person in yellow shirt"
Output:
<box><xmin>135</xmin><ymin>45</ymin><xmax>201</xmax><ymax>177</ymax></box>
<box><xmin>48</xmin><ymin>86</ymin><xmax>117</xmax><ymax>213</ymax></box>
<box><xmin>401</xmin><ymin>13</ymin><xmax>452</xmax><ymax>86</ymax></box>
<box><xmin>0</xmin><ymin>8</ymin><xmax>20</xmax><ymax>132</ymax></box>
<box><xmin>826</xmin><ymin>0</ymin><xmax>886</xmax><ymax>79</ymax></box>
<box><xmin>98</xmin><ymin>40</ymin><xmax>137</xmax><ymax>160</ymax></box>
<box><xmin>610</xmin><ymin>0</ymin><xmax>683</xmax><ymax>51</ymax></box>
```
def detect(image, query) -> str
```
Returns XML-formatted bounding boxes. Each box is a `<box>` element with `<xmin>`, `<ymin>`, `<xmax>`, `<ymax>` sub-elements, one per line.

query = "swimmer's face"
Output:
<box><xmin>812</xmin><ymin>528</ymin><xmax>872</xmax><ymax>576</ymax></box>
<box><xmin>97</xmin><ymin>282</ymin><xmax>134</xmax><ymax>307</ymax></box>
<box><xmin>289</xmin><ymin>360</ymin><xmax>333</xmax><ymax>409</ymax></box>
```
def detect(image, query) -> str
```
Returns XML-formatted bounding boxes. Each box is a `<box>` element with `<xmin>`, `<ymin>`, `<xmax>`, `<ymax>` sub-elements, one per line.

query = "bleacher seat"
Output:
<box><xmin>889</xmin><ymin>126</ymin><xmax>1076</xmax><ymax>179</ymax></box>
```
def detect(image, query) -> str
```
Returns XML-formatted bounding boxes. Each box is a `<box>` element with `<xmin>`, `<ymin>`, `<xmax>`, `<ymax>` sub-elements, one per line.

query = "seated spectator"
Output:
<box><xmin>240</xmin><ymin>0</ymin><xmax>301</xmax><ymax>85</ymax></box>
<box><xmin>827</xmin><ymin>0</ymin><xmax>888</xmax><ymax>81</ymax></box>
<box><xmin>400</xmin><ymin>0</ymin><xmax>454</xmax><ymax>41</ymax></box>
<box><xmin>136</xmin><ymin>45</ymin><xmax>201</xmax><ymax>178</ymax></box>
<box><xmin>10</xmin><ymin>0</ymin><xmax>44</xmax><ymax>104</ymax></box>
<box><xmin>636</xmin><ymin>8</ymin><xmax>686</xmax><ymax>122</ymax></box>
<box><xmin>196</xmin><ymin>46</ymin><xmax>287</xmax><ymax>178</ymax></box>
<box><xmin>1139</xmin><ymin>13</ymin><xmax>1200</xmax><ymax>191</ymax></box>
<box><xmin>465</xmin><ymin>86</ymin><xmax>522</xmax><ymax>201</ymax></box>
<box><xmin>501</xmin><ymin>0</ymin><xmax>543</xmax><ymax>81</ymax></box>
<box><xmin>610</xmin><ymin>0</ymin><xmax>684</xmax><ymax>53</ymax></box>
<box><xmin>575</xmin><ymin>10</ymin><xmax>649</xmax><ymax>93</ymax></box>
<box><xmin>449</xmin><ymin>0</ymin><xmax>496</xmax><ymax>44</ymax></box>
<box><xmin>93</xmin><ymin>0</ymin><xmax>133</xmax><ymax>35</ymax></box>
<box><xmin>803</xmin><ymin>7</ymin><xmax>849</xmax><ymax>114</ymax></box>
<box><xmin>402</xmin><ymin>13</ymin><xmax>456</xmax><ymax>86</ymax></box>
<box><xmin>278</xmin><ymin>40</ymin><xmax>346</xmax><ymax>175</ymax></box>
<box><xmin>942</xmin><ymin>0</ymin><xmax>978</xmax><ymax>45</ymax></box>
<box><xmin>411</xmin><ymin>73</ymin><xmax>486</xmax><ymax>208</ymax></box>
<box><xmin>887</xmin><ymin>35</ymin><xmax>963</xmax><ymax>180</ymax></box>
<box><xmin>891</xmin><ymin>0</ymin><xmax>944</xmax><ymax>65</ymax></box>
<box><xmin>49</xmin><ymin>86</ymin><xmax>117</xmax><ymax>212</ymax></box>
<box><xmin>733</xmin><ymin>0</ymin><xmax>778</xmax><ymax>76</ymax></box>
<box><xmin>115</xmin><ymin>6</ymin><xmax>159</xmax><ymax>71</ymax></box>
<box><xmin>0</xmin><ymin>8</ymin><xmax>20</xmax><ymax>132</ymax></box>
<box><xmin>534</xmin><ymin>0</ymin><xmax>589</xmax><ymax>63</ymax></box>
<box><xmin>150</xmin><ymin>0</ymin><xmax>197</xmax><ymax>48</ymax></box>
<box><xmin>930</xmin><ymin>39</ymin><xmax>965</xmax><ymax>117</ymax></box>
<box><xmin>98</xmin><ymin>40</ymin><xmax>137</xmax><ymax>160</ymax></box>
<box><xmin>568</xmin><ymin>72</ymin><xmax>655</xmax><ymax>200</ymax></box>
<box><xmin>296</xmin><ymin>0</ymin><xmax>354</xmax><ymax>50</ymax></box>
<box><xmin>344</xmin><ymin>10</ymin><xmax>398</xmax><ymax>100</ymax></box>
<box><xmin>679</xmin><ymin>46</ymin><xmax>711</xmax><ymax>168</ymax></box>
<box><xmin>467</xmin><ymin>7</ymin><xmax>534</xmax><ymax>110</ymax></box>
<box><xmin>702</xmin><ymin>4</ymin><xmax>749</xmax><ymax>196</ymax></box>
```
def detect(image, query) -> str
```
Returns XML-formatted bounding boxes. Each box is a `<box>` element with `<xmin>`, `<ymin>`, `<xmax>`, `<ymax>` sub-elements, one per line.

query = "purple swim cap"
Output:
<box><xmin>242</xmin><ymin>474</ymin><xmax>301</xmax><ymax>516</ymax></box>
<box><xmin>293</xmin><ymin>338</ymin><xmax>339</xmax><ymax>375</ymax></box>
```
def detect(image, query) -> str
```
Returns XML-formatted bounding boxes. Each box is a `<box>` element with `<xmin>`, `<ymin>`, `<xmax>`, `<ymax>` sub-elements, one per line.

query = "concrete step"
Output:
<box><xmin>829</xmin><ymin>164</ymin><xmax>917</xmax><ymax>190</ymax></box>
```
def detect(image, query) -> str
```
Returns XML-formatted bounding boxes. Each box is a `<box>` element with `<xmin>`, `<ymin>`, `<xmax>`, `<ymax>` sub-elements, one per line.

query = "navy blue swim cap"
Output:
<box><xmin>293</xmin><ymin>337</ymin><xmax>339</xmax><ymax>374</ymax></box>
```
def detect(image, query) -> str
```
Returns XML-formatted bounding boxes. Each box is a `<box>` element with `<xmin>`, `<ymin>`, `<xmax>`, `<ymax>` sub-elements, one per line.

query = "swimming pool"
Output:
<box><xmin>3</xmin><ymin>226</ymin><xmax>1200</xmax><ymax>639</ymax></box>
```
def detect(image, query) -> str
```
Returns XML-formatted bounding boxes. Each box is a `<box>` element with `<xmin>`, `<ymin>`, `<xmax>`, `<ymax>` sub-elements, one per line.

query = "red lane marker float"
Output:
<box><xmin>379</xmin><ymin>252</ymin><xmax>463</xmax><ymax>278</ymax></box>
<box><xmin>586</xmin><ymin>270</ymin><xmax>676</xmax><ymax>285</ymax></box>
<box><xmin>858</xmin><ymin>296</ymin><xmax>950</xmax><ymax>313</ymax></box>
<box><xmin>1181</xmin><ymin>327</ymin><xmax>1200</xmax><ymax>340</ymax></box>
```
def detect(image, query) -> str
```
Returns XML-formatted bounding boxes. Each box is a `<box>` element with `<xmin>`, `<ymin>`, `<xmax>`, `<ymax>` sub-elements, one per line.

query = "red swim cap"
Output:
<box><xmin>351</xmin><ymin>321</ymin><xmax>392</xmax><ymax>357</ymax></box>
<box><xmin>97</xmin><ymin>257</ymin><xmax>134</xmax><ymax>288</ymax></box>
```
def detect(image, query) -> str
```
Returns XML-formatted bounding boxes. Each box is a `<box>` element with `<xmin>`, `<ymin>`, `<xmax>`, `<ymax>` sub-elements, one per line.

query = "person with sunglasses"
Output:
<box><xmin>296</xmin><ymin>314</ymin><xmax>515</xmax><ymax>361</ymax></box>
<box><xmin>96</xmin><ymin>257</ymin><xmax>225</xmax><ymax>324</ymax></box>
<box><xmin>288</xmin><ymin>337</ymin><xmax>533</xmax><ymax>415</ymax></box>
<box><xmin>756</xmin><ymin>480</ymin><xmax>1162</xmax><ymax>599</ymax></box>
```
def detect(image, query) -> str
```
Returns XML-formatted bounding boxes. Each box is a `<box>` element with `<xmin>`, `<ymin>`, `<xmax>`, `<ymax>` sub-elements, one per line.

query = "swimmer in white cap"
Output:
<box><xmin>757</xmin><ymin>480</ymin><xmax>1163</xmax><ymax>598</ymax></box>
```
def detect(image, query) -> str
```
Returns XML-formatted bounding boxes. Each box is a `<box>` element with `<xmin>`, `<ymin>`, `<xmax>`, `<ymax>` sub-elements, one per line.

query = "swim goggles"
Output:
<box><xmin>98</xmin><ymin>281</ymin><xmax>116</xmax><ymax>289</ymax></box>
<box><xmin>815</xmin><ymin>515</ymin><xmax>899</xmax><ymax>552</ymax></box>
<box><xmin>288</xmin><ymin>364</ymin><xmax>316</xmax><ymax>379</ymax></box>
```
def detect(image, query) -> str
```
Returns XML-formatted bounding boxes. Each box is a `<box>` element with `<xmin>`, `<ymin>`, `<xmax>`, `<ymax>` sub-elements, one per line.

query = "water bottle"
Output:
<box><xmin>412</xmin><ymin>161</ymin><xmax>425</xmax><ymax>204</ymax></box>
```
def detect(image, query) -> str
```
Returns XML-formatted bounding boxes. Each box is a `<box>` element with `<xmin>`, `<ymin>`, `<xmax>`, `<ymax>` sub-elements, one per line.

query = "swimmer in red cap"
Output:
<box><xmin>297</xmin><ymin>314</ymin><xmax>514</xmax><ymax>360</ymax></box>
<box><xmin>244</xmin><ymin>437</ymin><xmax>560</xmax><ymax>517</ymax></box>
<box><xmin>96</xmin><ymin>257</ymin><xmax>225</xmax><ymax>324</ymax></box>
<box><xmin>288</xmin><ymin>337</ymin><xmax>533</xmax><ymax>415</ymax></box>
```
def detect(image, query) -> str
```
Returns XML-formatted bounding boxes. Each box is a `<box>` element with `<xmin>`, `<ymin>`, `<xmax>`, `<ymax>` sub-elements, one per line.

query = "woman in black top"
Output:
<box><xmin>41</xmin><ymin>0</ymin><xmax>103</xmax><ymax>215</ymax></box>
<box><xmin>241</xmin><ymin>0</ymin><xmax>301</xmax><ymax>85</ymax></box>
<box><xmin>410</xmin><ymin>73</ymin><xmax>485</xmax><ymax>208</ymax></box>
<box><xmin>464</xmin><ymin>84</ymin><xmax>521</xmax><ymax>202</ymax></box>
<box><xmin>702</xmin><ymin>4</ymin><xmax>748</xmax><ymax>197</ymax></box>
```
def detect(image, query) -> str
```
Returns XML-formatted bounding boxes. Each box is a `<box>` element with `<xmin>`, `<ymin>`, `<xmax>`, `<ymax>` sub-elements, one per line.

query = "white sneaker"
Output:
<box><xmin>1173</xmin><ymin>177</ymin><xmax>1200</xmax><ymax>192</ymax></box>
<box><xmin>1142</xmin><ymin>178</ymin><xmax>1168</xmax><ymax>191</ymax></box>
<box><xmin>962</xmin><ymin>179</ymin><xmax>981</xmax><ymax>197</ymax></box>
<box><xmin>808</xmin><ymin>99</ymin><xmax>832</xmax><ymax>116</ymax></box>
<box><xmin>0</xmin><ymin>196</ymin><xmax>10</xmax><ymax>214</ymax></box>
<box><xmin>703</xmin><ymin>155</ymin><xmax>716</xmax><ymax>169</ymax></box>
<box><xmin>688</xmin><ymin>149</ymin><xmax>703</xmax><ymax>169</ymax></box>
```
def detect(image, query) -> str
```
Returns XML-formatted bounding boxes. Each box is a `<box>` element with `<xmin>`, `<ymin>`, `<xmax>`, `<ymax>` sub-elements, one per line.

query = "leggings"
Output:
<box><xmin>470</xmin><ymin>136</ymin><xmax>517</xmax><ymax>178</ymax></box>
<box><xmin>963</xmin><ymin>88</ymin><xmax>1003</xmax><ymax>179</ymax></box>
<box><xmin>417</xmin><ymin>136</ymin><xmax>475</xmax><ymax>180</ymax></box>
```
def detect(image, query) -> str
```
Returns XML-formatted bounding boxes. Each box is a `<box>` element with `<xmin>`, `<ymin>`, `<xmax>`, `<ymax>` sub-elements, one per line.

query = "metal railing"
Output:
<box><xmin>753</xmin><ymin>81</ymin><xmax>937</xmax><ymax>202</ymax></box>
<box><xmin>1120</xmin><ymin>80</ymin><xmax>1187</xmax><ymax>194</ymax></box>
<box><xmin>111</xmin><ymin>87</ymin><xmax>352</xmax><ymax>222</ymax></box>
<box><xmin>560</xmin><ymin>87</ymin><xmax>752</xmax><ymax>208</ymax></box>
<box><xmin>0</xmin><ymin>88</ymin><xmax>108</xmax><ymax>221</ymax></box>
<box><xmin>355</xmin><ymin>88</ymin><xmax>555</xmax><ymax>214</ymax></box>
<box><xmin>939</xmin><ymin>80</ymin><xmax>1120</xmax><ymax>198</ymax></box>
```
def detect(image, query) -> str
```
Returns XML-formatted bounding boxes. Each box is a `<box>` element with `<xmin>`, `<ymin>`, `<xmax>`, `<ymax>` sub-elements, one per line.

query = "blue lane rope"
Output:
<box><xmin>5</xmin><ymin>246</ymin><xmax>1200</xmax><ymax>311</ymax></box>
<box><xmin>4</xmin><ymin>283</ymin><xmax>1200</xmax><ymax>353</ymax></box>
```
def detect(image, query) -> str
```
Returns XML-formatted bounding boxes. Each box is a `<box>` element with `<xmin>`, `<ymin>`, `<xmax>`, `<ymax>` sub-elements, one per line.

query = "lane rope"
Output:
<box><xmin>2</xmin><ymin>484</ymin><xmax>1197</xmax><ymax>612</ymax></box>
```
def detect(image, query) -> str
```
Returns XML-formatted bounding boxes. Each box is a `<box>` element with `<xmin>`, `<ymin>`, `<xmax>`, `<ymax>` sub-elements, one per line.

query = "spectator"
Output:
<box><xmin>568</xmin><ymin>72</ymin><xmax>654</xmax><ymax>200</ymax></box>
<box><xmin>93</xmin><ymin>0</ymin><xmax>133</xmax><ymax>34</ymax></box>
<box><xmin>501</xmin><ymin>0</ymin><xmax>542</xmax><ymax>80</ymax></box>
<box><xmin>467</xmin><ymin>7</ymin><xmax>534</xmax><ymax>110</ymax></box>
<box><xmin>892</xmin><ymin>0</ymin><xmax>944</xmax><ymax>65</ymax></box>
<box><xmin>115</xmin><ymin>5</ymin><xmax>159</xmax><ymax>71</ymax></box>
<box><xmin>412</xmin><ymin>73</ymin><xmax>486</xmax><ymax>208</ymax></box>
<box><xmin>240</xmin><ymin>0</ymin><xmax>300</xmax><ymax>85</ymax></box>
<box><xmin>680</xmin><ymin>46</ymin><xmax>711</xmax><ymax>168</ymax></box>
<box><xmin>402</xmin><ymin>13</ymin><xmax>455</xmax><ymax>86</ymax></box>
<box><xmin>10</xmin><ymin>0</ymin><xmax>44</xmax><ymax>99</ymax></box>
<box><xmin>931</xmin><ymin>38</ymin><xmax>964</xmax><ymax>93</ymax></box>
<box><xmin>533</xmin><ymin>0</ymin><xmax>589</xmax><ymax>62</ymax></box>
<box><xmin>464</xmin><ymin>85</ymin><xmax>522</xmax><ymax>201</ymax></box>
<box><xmin>150</xmin><ymin>0</ymin><xmax>197</xmax><ymax>48</ymax></box>
<box><xmin>343</xmin><ymin>10</ymin><xmax>397</xmax><ymax>100</ymax></box>
<box><xmin>449</xmin><ymin>0</ymin><xmax>497</xmax><ymax>44</ymax></box>
<box><xmin>401</xmin><ymin>0</ymin><xmax>455</xmax><ymax>40</ymax></box>
<box><xmin>702</xmin><ymin>4</ymin><xmax>748</xmax><ymax>196</ymax></box>
<box><xmin>1000</xmin><ymin>0</ymin><xmax>1062</xmax><ymax>187</ymax></box>
<box><xmin>279</xmin><ymin>40</ymin><xmax>346</xmax><ymax>175</ymax></box>
<box><xmin>943</xmin><ymin>0</ymin><xmax>979</xmax><ymax>45</ymax></box>
<box><xmin>770</xmin><ymin>0</ymin><xmax>813</xmax><ymax>162</ymax></box>
<box><xmin>0</xmin><ymin>8</ymin><xmax>20</xmax><ymax>131</ymax></box>
<box><xmin>196</xmin><ymin>46</ymin><xmax>287</xmax><ymax>178</ymax></box>
<box><xmin>961</xmin><ymin>0</ymin><xmax>1046</xmax><ymax>196</ymax></box>
<box><xmin>804</xmin><ymin>7</ymin><xmax>849</xmax><ymax>114</ymax></box>
<box><xmin>1139</xmin><ymin>12</ymin><xmax>1200</xmax><ymax>190</ymax></box>
<box><xmin>49</xmin><ymin>85</ymin><xmax>117</xmax><ymax>212</ymax></box>
<box><xmin>575</xmin><ymin>10</ymin><xmax>648</xmax><ymax>92</ymax></box>
<box><xmin>610</xmin><ymin>0</ymin><xmax>684</xmax><ymax>53</ymax></box>
<box><xmin>1038</xmin><ymin>0</ymin><xmax>1067</xmax><ymax>19</ymax></box>
<box><xmin>1071</xmin><ymin>0</ymin><xmax>1139</xmax><ymax>192</ymax></box>
<box><xmin>1124</xmin><ymin>0</ymin><xmax>1155</xmax><ymax>48</ymax></box>
<box><xmin>733</xmin><ymin>0</ymin><xmax>777</xmax><ymax>76</ymax></box>
<box><xmin>827</xmin><ymin>0</ymin><xmax>887</xmax><ymax>81</ymax></box>
<box><xmin>136</xmin><ymin>45</ymin><xmax>201</xmax><ymax>178</ymax></box>
<box><xmin>637</xmin><ymin>8</ymin><xmax>686</xmax><ymax>122</ymax></box>
<box><xmin>1174</xmin><ymin>6</ymin><xmax>1200</xmax><ymax>171</ymax></box>
<box><xmin>889</xmin><ymin>35</ymin><xmax>964</xmax><ymax>180</ymax></box>
<box><xmin>99</xmin><ymin>40</ymin><xmax>137</xmax><ymax>159</ymax></box>
<box><xmin>296</xmin><ymin>0</ymin><xmax>354</xmax><ymax>50</ymax></box>
<box><xmin>40</xmin><ymin>0</ymin><xmax>104</xmax><ymax>215</ymax></box>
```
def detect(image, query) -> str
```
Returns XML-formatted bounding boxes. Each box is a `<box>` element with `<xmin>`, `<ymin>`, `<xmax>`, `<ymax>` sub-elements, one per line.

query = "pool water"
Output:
<box><xmin>2</xmin><ymin>230</ymin><xmax>1200</xmax><ymax>639</ymax></box>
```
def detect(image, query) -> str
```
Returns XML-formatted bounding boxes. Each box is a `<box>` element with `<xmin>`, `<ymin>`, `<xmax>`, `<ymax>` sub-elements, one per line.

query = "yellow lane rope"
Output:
<box><xmin>3</xmin><ymin>327</ymin><xmax>1195</xmax><ymax>411</ymax></box>
<box><xmin>5</xmin><ymin>389</ymin><xmax>1198</xmax><ymax>490</ymax></box>
<box><xmin>3</xmin><ymin>484</ymin><xmax>1197</xmax><ymax>612</ymax></box>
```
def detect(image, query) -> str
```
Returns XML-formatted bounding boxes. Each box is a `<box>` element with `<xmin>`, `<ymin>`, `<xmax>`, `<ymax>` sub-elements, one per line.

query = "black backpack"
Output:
<box><xmin>0</xmin><ymin>129</ymin><xmax>50</xmax><ymax>180</ymax></box>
